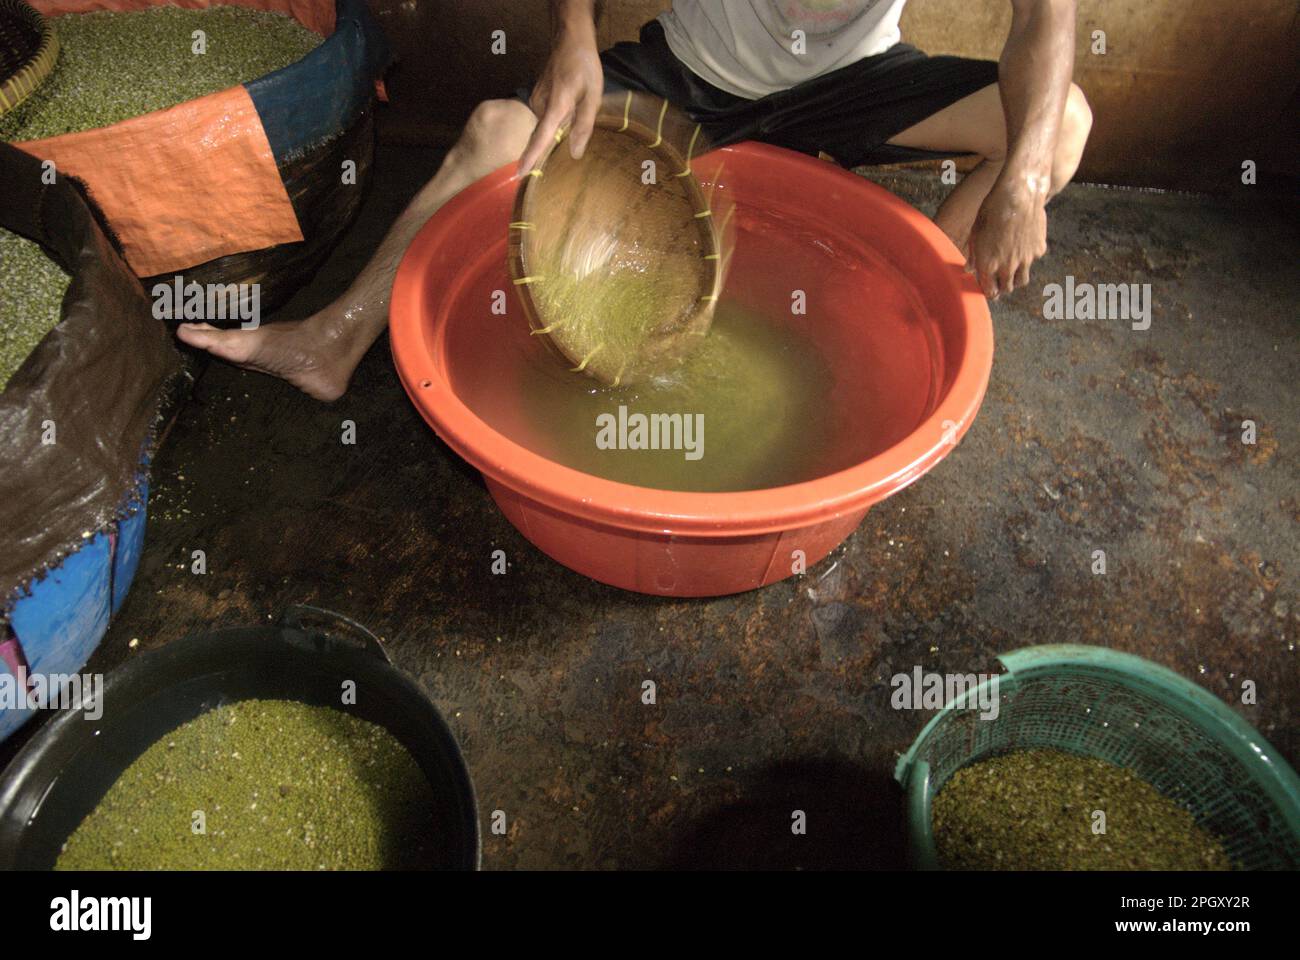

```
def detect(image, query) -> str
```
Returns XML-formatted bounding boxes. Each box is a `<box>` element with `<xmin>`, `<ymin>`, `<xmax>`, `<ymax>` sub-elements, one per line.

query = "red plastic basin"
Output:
<box><xmin>390</xmin><ymin>142</ymin><xmax>993</xmax><ymax>597</ymax></box>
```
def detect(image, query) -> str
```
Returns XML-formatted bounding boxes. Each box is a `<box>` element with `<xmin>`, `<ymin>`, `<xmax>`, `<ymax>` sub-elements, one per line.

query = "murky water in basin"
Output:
<box><xmin>446</xmin><ymin>207</ymin><xmax>940</xmax><ymax>492</ymax></box>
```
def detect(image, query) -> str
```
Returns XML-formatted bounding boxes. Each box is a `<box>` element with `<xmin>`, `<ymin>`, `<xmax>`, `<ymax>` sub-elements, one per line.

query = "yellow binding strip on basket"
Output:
<box><xmin>571</xmin><ymin>344</ymin><xmax>603</xmax><ymax>372</ymax></box>
<box><xmin>674</xmin><ymin>125</ymin><xmax>703</xmax><ymax>177</ymax></box>
<box><xmin>647</xmin><ymin>99</ymin><xmax>669</xmax><ymax>148</ymax></box>
<box><xmin>617</xmin><ymin>90</ymin><xmax>632</xmax><ymax>132</ymax></box>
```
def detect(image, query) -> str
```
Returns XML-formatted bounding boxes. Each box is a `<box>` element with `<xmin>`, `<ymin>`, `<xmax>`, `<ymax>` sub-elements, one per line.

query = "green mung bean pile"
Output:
<box><xmin>0</xmin><ymin>228</ymin><xmax>70</xmax><ymax>391</ymax></box>
<box><xmin>0</xmin><ymin>6</ymin><xmax>321</xmax><ymax>142</ymax></box>
<box><xmin>55</xmin><ymin>699</ymin><xmax>445</xmax><ymax>870</ymax></box>
<box><xmin>932</xmin><ymin>749</ymin><xmax>1233</xmax><ymax>871</ymax></box>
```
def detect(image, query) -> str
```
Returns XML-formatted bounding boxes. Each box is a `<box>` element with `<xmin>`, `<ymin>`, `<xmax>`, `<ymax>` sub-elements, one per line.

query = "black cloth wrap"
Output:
<box><xmin>0</xmin><ymin>141</ymin><xmax>182</xmax><ymax>612</ymax></box>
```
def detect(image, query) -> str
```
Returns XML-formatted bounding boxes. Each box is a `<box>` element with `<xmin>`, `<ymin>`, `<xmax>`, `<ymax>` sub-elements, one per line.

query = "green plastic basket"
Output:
<box><xmin>894</xmin><ymin>644</ymin><xmax>1300</xmax><ymax>870</ymax></box>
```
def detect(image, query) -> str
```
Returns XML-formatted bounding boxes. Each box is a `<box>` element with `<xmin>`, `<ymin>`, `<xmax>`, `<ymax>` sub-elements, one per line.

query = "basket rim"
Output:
<box><xmin>893</xmin><ymin>643</ymin><xmax>1300</xmax><ymax>870</ymax></box>
<box><xmin>0</xmin><ymin>0</ymin><xmax>59</xmax><ymax>116</ymax></box>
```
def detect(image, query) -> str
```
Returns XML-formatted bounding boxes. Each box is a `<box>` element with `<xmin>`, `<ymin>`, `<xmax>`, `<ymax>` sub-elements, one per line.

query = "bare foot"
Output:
<box><xmin>176</xmin><ymin>310</ymin><xmax>372</xmax><ymax>402</ymax></box>
<box><xmin>935</xmin><ymin>218</ymin><xmax>972</xmax><ymax>260</ymax></box>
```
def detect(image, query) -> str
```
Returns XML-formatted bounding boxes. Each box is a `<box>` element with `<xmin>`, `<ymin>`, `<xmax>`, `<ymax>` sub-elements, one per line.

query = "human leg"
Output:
<box><xmin>177</xmin><ymin>98</ymin><xmax>538</xmax><ymax>401</ymax></box>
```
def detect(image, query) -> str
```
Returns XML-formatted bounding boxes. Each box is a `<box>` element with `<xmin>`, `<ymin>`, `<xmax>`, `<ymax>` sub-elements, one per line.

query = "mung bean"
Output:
<box><xmin>932</xmin><ymin>749</ymin><xmax>1233</xmax><ymax>870</ymax></box>
<box><xmin>0</xmin><ymin>6</ymin><xmax>321</xmax><ymax>142</ymax></box>
<box><xmin>55</xmin><ymin>699</ymin><xmax>445</xmax><ymax>871</ymax></box>
<box><xmin>0</xmin><ymin>227</ymin><xmax>70</xmax><ymax>391</ymax></box>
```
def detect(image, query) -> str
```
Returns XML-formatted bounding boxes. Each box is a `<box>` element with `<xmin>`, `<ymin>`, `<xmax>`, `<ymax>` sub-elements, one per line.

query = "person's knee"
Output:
<box><xmin>1053</xmin><ymin>83</ymin><xmax>1092</xmax><ymax>188</ymax></box>
<box><xmin>444</xmin><ymin>98</ymin><xmax>537</xmax><ymax>182</ymax></box>
<box><xmin>460</xmin><ymin>98</ymin><xmax>535</xmax><ymax>155</ymax></box>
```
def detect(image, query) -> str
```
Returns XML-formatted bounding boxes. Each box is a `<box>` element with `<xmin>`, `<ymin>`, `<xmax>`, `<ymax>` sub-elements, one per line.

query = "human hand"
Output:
<box><xmin>967</xmin><ymin>179</ymin><xmax>1048</xmax><ymax>299</ymax></box>
<box><xmin>517</xmin><ymin>18</ymin><xmax>603</xmax><ymax>175</ymax></box>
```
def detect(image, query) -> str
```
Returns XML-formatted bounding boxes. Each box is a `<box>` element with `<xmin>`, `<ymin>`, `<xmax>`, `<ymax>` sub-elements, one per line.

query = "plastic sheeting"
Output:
<box><xmin>0</xmin><ymin>141</ymin><xmax>181</xmax><ymax>609</ymax></box>
<box><xmin>11</xmin><ymin>0</ymin><xmax>347</xmax><ymax>276</ymax></box>
<box><xmin>20</xmin><ymin>86</ymin><xmax>300</xmax><ymax>276</ymax></box>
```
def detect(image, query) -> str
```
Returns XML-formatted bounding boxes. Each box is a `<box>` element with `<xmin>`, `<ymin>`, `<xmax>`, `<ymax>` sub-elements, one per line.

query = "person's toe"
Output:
<box><xmin>176</xmin><ymin>323</ymin><xmax>256</xmax><ymax>364</ymax></box>
<box><xmin>175</xmin><ymin>322</ymin><xmax>217</xmax><ymax>347</ymax></box>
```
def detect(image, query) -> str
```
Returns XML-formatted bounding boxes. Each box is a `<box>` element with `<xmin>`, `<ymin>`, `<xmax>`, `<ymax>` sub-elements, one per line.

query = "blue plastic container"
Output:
<box><xmin>0</xmin><ymin>480</ymin><xmax>149</xmax><ymax>743</ymax></box>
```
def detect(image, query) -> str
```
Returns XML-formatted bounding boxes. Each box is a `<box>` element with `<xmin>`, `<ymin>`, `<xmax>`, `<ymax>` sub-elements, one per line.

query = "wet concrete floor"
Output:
<box><xmin>19</xmin><ymin>145</ymin><xmax>1299</xmax><ymax>869</ymax></box>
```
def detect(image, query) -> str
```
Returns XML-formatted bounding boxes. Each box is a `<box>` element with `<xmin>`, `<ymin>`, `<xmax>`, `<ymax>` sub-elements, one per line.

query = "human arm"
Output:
<box><xmin>517</xmin><ymin>0</ymin><xmax>604</xmax><ymax>174</ymax></box>
<box><xmin>969</xmin><ymin>0</ymin><xmax>1077</xmax><ymax>297</ymax></box>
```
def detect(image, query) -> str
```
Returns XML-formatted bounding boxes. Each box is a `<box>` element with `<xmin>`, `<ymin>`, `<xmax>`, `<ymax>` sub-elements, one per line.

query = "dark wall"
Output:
<box><xmin>367</xmin><ymin>0</ymin><xmax>1300</xmax><ymax>191</ymax></box>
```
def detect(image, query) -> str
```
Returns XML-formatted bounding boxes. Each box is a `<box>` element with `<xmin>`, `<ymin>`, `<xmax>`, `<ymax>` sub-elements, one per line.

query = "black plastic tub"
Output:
<box><xmin>0</xmin><ymin>606</ymin><xmax>480</xmax><ymax>870</ymax></box>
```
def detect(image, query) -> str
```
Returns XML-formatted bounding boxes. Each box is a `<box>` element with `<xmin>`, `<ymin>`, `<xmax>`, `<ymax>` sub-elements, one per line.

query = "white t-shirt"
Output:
<box><xmin>658</xmin><ymin>0</ymin><xmax>908</xmax><ymax>99</ymax></box>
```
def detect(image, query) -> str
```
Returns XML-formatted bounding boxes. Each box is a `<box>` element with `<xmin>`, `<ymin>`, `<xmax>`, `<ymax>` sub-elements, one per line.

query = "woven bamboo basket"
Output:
<box><xmin>0</xmin><ymin>0</ymin><xmax>57</xmax><ymax>115</ymax></box>
<box><xmin>508</xmin><ymin>91</ymin><xmax>726</xmax><ymax>386</ymax></box>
